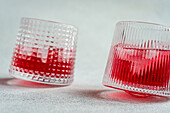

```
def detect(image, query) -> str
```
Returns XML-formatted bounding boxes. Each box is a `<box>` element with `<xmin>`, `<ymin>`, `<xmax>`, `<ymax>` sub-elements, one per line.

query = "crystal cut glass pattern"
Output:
<box><xmin>103</xmin><ymin>21</ymin><xmax>170</xmax><ymax>97</ymax></box>
<box><xmin>9</xmin><ymin>18</ymin><xmax>78</xmax><ymax>85</ymax></box>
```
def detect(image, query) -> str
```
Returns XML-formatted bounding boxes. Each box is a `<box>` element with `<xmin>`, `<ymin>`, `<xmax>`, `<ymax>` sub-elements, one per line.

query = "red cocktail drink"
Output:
<box><xmin>110</xmin><ymin>43</ymin><xmax>170</xmax><ymax>88</ymax></box>
<box><xmin>11</xmin><ymin>45</ymin><xmax>75</xmax><ymax>78</ymax></box>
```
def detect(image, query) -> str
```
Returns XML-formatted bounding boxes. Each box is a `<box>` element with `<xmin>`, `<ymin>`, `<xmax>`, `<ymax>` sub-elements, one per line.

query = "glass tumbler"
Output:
<box><xmin>103</xmin><ymin>21</ymin><xmax>170</xmax><ymax>97</ymax></box>
<box><xmin>9</xmin><ymin>17</ymin><xmax>78</xmax><ymax>85</ymax></box>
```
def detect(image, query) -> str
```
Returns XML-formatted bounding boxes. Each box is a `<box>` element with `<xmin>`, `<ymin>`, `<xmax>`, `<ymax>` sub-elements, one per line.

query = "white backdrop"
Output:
<box><xmin>0</xmin><ymin>0</ymin><xmax>170</xmax><ymax>113</ymax></box>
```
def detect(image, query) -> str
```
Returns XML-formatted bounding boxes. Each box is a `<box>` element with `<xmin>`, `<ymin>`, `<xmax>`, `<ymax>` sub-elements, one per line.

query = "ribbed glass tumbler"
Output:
<box><xmin>9</xmin><ymin>17</ymin><xmax>78</xmax><ymax>85</ymax></box>
<box><xmin>103</xmin><ymin>21</ymin><xmax>170</xmax><ymax>97</ymax></box>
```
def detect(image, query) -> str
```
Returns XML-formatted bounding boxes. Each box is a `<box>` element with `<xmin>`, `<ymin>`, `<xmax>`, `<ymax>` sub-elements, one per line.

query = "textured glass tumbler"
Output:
<box><xmin>9</xmin><ymin>17</ymin><xmax>78</xmax><ymax>85</ymax></box>
<box><xmin>103</xmin><ymin>21</ymin><xmax>170</xmax><ymax>97</ymax></box>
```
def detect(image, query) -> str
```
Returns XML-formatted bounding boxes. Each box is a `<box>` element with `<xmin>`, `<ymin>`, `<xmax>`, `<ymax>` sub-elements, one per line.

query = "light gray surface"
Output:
<box><xmin>1</xmin><ymin>0</ymin><xmax>170</xmax><ymax>113</ymax></box>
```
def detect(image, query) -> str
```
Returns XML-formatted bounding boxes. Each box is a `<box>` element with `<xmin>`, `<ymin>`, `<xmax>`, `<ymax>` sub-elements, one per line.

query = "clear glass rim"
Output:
<box><xmin>117</xmin><ymin>21</ymin><xmax>170</xmax><ymax>29</ymax></box>
<box><xmin>21</xmin><ymin>17</ymin><xmax>78</xmax><ymax>30</ymax></box>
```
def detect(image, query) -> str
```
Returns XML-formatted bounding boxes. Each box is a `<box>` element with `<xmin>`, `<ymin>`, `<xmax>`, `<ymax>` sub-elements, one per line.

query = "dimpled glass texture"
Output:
<box><xmin>9</xmin><ymin>18</ymin><xmax>78</xmax><ymax>85</ymax></box>
<box><xmin>103</xmin><ymin>21</ymin><xmax>170</xmax><ymax>97</ymax></box>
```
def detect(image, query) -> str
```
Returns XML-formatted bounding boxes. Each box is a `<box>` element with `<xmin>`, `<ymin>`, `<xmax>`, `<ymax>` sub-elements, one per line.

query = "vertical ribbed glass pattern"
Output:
<box><xmin>103</xmin><ymin>21</ymin><xmax>170</xmax><ymax>97</ymax></box>
<box><xmin>9</xmin><ymin>17</ymin><xmax>78</xmax><ymax>85</ymax></box>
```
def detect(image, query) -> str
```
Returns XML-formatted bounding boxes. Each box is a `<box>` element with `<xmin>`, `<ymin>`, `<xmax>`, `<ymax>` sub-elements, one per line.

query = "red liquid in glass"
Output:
<box><xmin>11</xmin><ymin>45</ymin><xmax>75</xmax><ymax>78</ymax></box>
<box><xmin>110</xmin><ymin>44</ymin><xmax>170</xmax><ymax>88</ymax></box>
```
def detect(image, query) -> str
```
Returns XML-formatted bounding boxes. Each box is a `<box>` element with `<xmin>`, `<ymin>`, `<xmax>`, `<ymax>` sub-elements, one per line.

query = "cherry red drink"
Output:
<box><xmin>110</xmin><ymin>44</ymin><xmax>170</xmax><ymax>88</ymax></box>
<box><xmin>11</xmin><ymin>45</ymin><xmax>75</xmax><ymax>78</ymax></box>
<box><xmin>9</xmin><ymin>18</ymin><xmax>78</xmax><ymax>85</ymax></box>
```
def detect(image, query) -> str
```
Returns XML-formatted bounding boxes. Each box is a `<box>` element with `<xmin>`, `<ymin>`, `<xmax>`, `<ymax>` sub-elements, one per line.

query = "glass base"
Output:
<box><xmin>125</xmin><ymin>91</ymin><xmax>151</xmax><ymax>97</ymax></box>
<box><xmin>103</xmin><ymin>83</ymin><xmax>170</xmax><ymax>97</ymax></box>
<box><xmin>9</xmin><ymin>69</ymin><xmax>73</xmax><ymax>85</ymax></box>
